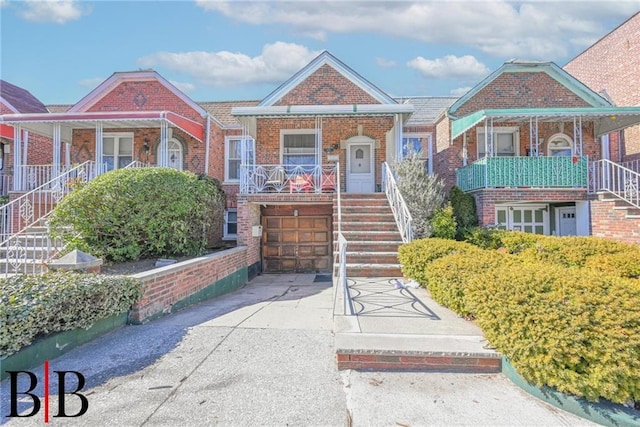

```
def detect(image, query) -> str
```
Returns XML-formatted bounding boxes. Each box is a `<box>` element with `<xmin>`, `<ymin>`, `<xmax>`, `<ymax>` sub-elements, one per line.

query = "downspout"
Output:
<box><xmin>205</xmin><ymin>115</ymin><xmax>211</xmax><ymax>175</ymax></box>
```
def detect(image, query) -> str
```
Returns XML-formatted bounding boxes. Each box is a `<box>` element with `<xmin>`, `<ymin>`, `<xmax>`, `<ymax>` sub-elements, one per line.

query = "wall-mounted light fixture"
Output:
<box><xmin>143</xmin><ymin>137</ymin><xmax>150</xmax><ymax>154</ymax></box>
<box><xmin>323</xmin><ymin>143</ymin><xmax>340</xmax><ymax>153</ymax></box>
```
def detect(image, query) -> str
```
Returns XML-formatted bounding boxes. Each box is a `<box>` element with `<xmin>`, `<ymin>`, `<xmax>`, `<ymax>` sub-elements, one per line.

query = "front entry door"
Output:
<box><xmin>558</xmin><ymin>207</ymin><xmax>577</xmax><ymax>236</ymax></box>
<box><xmin>347</xmin><ymin>142</ymin><xmax>374</xmax><ymax>193</ymax></box>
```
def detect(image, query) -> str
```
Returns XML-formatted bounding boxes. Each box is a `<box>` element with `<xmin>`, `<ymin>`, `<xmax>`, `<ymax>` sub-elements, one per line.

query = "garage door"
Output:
<box><xmin>262</xmin><ymin>216</ymin><xmax>332</xmax><ymax>273</ymax></box>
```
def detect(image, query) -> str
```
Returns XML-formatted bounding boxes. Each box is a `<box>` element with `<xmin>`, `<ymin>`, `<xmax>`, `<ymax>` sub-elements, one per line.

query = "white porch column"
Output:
<box><xmin>159</xmin><ymin>121</ymin><xmax>168</xmax><ymax>167</ymax></box>
<box><xmin>95</xmin><ymin>122</ymin><xmax>103</xmax><ymax>173</ymax></box>
<box><xmin>52</xmin><ymin>123</ymin><xmax>61</xmax><ymax>178</ymax></box>
<box><xmin>573</xmin><ymin>116</ymin><xmax>583</xmax><ymax>157</ymax></box>
<box><xmin>65</xmin><ymin>143</ymin><xmax>71</xmax><ymax>168</ymax></box>
<box><xmin>13</xmin><ymin>125</ymin><xmax>22</xmax><ymax>190</ymax></box>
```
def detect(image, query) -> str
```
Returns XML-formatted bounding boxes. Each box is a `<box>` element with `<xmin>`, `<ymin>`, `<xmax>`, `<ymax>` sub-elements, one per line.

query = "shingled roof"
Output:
<box><xmin>1</xmin><ymin>80</ymin><xmax>48</xmax><ymax>113</ymax></box>
<box><xmin>198</xmin><ymin>100</ymin><xmax>260</xmax><ymax>128</ymax></box>
<box><xmin>396</xmin><ymin>96</ymin><xmax>459</xmax><ymax>125</ymax></box>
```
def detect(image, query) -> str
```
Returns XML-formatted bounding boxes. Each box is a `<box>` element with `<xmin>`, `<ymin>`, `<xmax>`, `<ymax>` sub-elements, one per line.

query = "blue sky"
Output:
<box><xmin>1</xmin><ymin>0</ymin><xmax>639</xmax><ymax>105</ymax></box>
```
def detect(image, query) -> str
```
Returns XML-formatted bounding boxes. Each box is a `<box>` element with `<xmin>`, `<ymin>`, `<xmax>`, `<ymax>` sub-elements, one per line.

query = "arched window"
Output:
<box><xmin>547</xmin><ymin>133</ymin><xmax>573</xmax><ymax>157</ymax></box>
<box><xmin>165</xmin><ymin>138</ymin><xmax>183</xmax><ymax>170</ymax></box>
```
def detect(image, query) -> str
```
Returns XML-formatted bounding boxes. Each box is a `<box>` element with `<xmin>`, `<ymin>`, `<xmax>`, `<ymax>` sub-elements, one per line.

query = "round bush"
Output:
<box><xmin>466</xmin><ymin>263</ymin><xmax>640</xmax><ymax>404</ymax></box>
<box><xmin>49</xmin><ymin>168</ymin><xmax>226</xmax><ymax>262</ymax></box>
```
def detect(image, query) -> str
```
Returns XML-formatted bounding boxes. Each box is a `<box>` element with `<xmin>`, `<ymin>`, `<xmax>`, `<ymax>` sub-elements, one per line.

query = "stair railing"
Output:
<box><xmin>333</xmin><ymin>161</ymin><xmax>354</xmax><ymax>316</ymax></box>
<box><xmin>382</xmin><ymin>162</ymin><xmax>414</xmax><ymax>243</ymax></box>
<box><xmin>589</xmin><ymin>159</ymin><xmax>640</xmax><ymax>209</ymax></box>
<box><xmin>1</xmin><ymin>161</ymin><xmax>102</xmax><ymax>277</ymax></box>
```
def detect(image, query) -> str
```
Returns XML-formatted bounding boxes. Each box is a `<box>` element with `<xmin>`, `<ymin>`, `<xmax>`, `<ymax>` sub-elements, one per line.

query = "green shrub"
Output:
<box><xmin>49</xmin><ymin>168</ymin><xmax>226</xmax><ymax>262</ymax></box>
<box><xmin>499</xmin><ymin>231</ymin><xmax>545</xmax><ymax>254</ymax></box>
<box><xmin>0</xmin><ymin>195</ymin><xmax>8</xmax><ymax>207</ymax></box>
<box><xmin>466</xmin><ymin>263</ymin><xmax>640</xmax><ymax>404</ymax></box>
<box><xmin>0</xmin><ymin>272</ymin><xmax>142</xmax><ymax>356</ymax></box>
<box><xmin>425</xmin><ymin>250</ymin><xmax>519</xmax><ymax>318</ymax></box>
<box><xmin>448</xmin><ymin>186</ymin><xmax>477</xmax><ymax>238</ymax></box>
<box><xmin>429</xmin><ymin>204</ymin><xmax>457</xmax><ymax>239</ymax></box>
<box><xmin>584</xmin><ymin>251</ymin><xmax>640</xmax><ymax>279</ymax></box>
<box><xmin>462</xmin><ymin>226</ymin><xmax>505</xmax><ymax>249</ymax></box>
<box><xmin>398</xmin><ymin>238</ymin><xmax>482</xmax><ymax>285</ymax></box>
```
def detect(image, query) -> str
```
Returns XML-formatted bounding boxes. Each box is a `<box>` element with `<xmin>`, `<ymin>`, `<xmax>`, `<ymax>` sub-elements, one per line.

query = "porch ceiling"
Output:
<box><xmin>450</xmin><ymin>107</ymin><xmax>640</xmax><ymax>139</ymax></box>
<box><xmin>0</xmin><ymin>111</ymin><xmax>205</xmax><ymax>143</ymax></box>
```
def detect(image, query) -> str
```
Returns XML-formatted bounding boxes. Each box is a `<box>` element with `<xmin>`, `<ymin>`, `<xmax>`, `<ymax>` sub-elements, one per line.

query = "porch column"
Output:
<box><xmin>159</xmin><ymin>121</ymin><xmax>168</xmax><ymax>167</ymax></box>
<box><xmin>13</xmin><ymin>125</ymin><xmax>22</xmax><ymax>191</ymax></box>
<box><xmin>65</xmin><ymin>143</ymin><xmax>71</xmax><ymax>168</ymax></box>
<box><xmin>529</xmin><ymin>117</ymin><xmax>540</xmax><ymax>156</ymax></box>
<box><xmin>396</xmin><ymin>114</ymin><xmax>403</xmax><ymax>161</ymax></box>
<box><xmin>95</xmin><ymin>122</ymin><xmax>103</xmax><ymax>173</ymax></box>
<box><xmin>52</xmin><ymin>123</ymin><xmax>61</xmax><ymax>178</ymax></box>
<box><xmin>573</xmin><ymin>116</ymin><xmax>583</xmax><ymax>157</ymax></box>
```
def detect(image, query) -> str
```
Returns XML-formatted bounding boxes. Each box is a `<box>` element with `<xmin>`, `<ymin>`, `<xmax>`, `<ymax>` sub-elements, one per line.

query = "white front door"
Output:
<box><xmin>347</xmin><ymin>142</ymin><xmax>374</xmax><ymax>193</ymax></box>
<box><xmin>558</xmin><ymin>207</ymin><xmax>577</xmax><ymax>236</ymax></box>
<box><xmin>167</xmin><ymin>139</ymin><xmax>183</xmax><ymax>170</ymax></box>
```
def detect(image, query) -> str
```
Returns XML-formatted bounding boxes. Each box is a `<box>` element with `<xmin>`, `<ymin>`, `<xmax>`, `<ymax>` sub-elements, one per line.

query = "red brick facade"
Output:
<box><xmin>564</xmin><ymin>13</ymin><xmax>640</xmax><ymax>162</ymax></box>
<box><xmin>589</xmin><ymin>197</ymin><xmax>640</xmax><ymax>244</ymax></box>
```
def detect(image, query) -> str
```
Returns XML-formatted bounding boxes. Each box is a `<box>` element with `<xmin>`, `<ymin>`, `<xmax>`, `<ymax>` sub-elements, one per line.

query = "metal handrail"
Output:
<box><xmin>589</xmin><ymin>159</ymin><xmax>640</xmax><ymax>209</ymax></box>
<box><xmin>333</xmin><ymin>161</ymin><xmax>354</xmax><ymax>316</ymax></box>
<box><xmin>382</xmin><ymin>162</ymin><xmax>414</xmax><ymax>243</ymax></box>
<box><xmin>239</xmin><ymin>164</ymin><xmax>337</xmax><ymax>194</ymax></box>
<box><xmin>0</xmin><ymin>161</ymin><xmax>102</xmax><ymax>276</ymax></box>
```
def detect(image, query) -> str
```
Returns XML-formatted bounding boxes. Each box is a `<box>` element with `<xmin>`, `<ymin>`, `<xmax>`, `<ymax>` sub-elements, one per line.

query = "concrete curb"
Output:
<box><xmin>502</xmin><ymin>357</ymin><xmax>640</xmax><ymax>427</ymax></box>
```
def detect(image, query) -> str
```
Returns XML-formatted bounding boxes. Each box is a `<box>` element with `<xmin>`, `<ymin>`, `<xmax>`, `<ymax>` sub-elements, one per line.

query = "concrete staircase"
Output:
<box><xmin>0</xmin><ymin>219</ymin><xmax>63</xmax><ymax>275</ymax></box>
<box><xmin>334</xmin><ymin>193</ymin><xmax>403</xmax><ymax>277</ymax></box>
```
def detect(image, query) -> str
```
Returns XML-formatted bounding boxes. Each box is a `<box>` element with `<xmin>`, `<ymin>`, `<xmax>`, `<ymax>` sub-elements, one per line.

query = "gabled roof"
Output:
<box><xmin>259</xmin><ymin>50</ymin><xmax>398</xmax><ymax>106</ymax></box>
<box><xmin>68</xmin><ymin>70</ymin><xmax>208</xmax><ymax>117</ymax></box>
<box><xmin>448</xmin><ymin>60</ymin><xmax>611</xmax><ymax>116</ymax></box>
<box><xmin>396</xmin><ymin>96</ymin><xmax>459</xmax><ymax>125</ymax></box>
<box><xmin>199</xmin><ymin>100</ymin><xmax>260</xmax><ymax>128</ymax></box>
<box><xmin>47</xmin><ymin>104</ymin><xmax>72</xmax><ymax>113</ymax></box>
<box><xmin>0</xmin><ymin>80</ymin><xmax>48</xmax><ymax>113</ymax></box>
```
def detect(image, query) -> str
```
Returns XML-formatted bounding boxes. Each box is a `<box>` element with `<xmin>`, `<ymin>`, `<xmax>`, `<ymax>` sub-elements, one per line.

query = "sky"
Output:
<box><xmin>1</xmin><ymin>0</ymin><xmax>639</xmax><ymax>106</ymax></box>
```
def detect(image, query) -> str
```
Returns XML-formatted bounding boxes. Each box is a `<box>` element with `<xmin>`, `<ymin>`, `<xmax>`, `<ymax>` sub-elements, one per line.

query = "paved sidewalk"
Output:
<box><xmin>1</xmin><ymin>274</ymin><xmax>597</xmax><ymax>426</ymax></box>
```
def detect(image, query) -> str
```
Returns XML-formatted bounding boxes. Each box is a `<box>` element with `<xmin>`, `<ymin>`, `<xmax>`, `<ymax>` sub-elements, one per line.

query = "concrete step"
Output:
<box><xmin>0</xmin><ymin>246</ymin><xmax>57</xmax><ymax>258</ymax></box>
<box><xmin>0</xmin><ymin>260</ymin><xmax>49</xmax><ymax>274</ymax></box>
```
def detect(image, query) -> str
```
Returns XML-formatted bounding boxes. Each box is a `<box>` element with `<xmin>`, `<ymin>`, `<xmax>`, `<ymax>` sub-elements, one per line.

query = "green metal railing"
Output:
<box><xmin>456</xmin><ymin>156</ymin><xmax>588</xmax><ymax>192</ymax></box>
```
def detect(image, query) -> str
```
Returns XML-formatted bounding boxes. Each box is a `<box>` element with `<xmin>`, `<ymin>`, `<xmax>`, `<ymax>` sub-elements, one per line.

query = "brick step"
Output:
<box><xmin>335</xmin><ymin>334</ymin><xmax>501</xmax><ymax>373</ymax></box>
<box><xmin>342</xmin><ymin>252</ymin><xmax>399</xmax><ymax>264</ymax></box>
<box><xmin>338</xmin><ymin>222</ymin><xmax>399</xmax><ymax>232</ymax></box>
<box><xmin>337</xmin><ymin>230</ymin><xmax>402</xmax><ymax>241</ymax></box>
<box><xmin>336</xmin><ymin>194</ymin><xmax>388</xmax><ymax>200</ymax></box>
<box><xmin>343</xmin><ymin>263</ymin><xmax>403</xmax><ymax>277</ymax></box>
<box><xmin>336</xmin><ymin>206</ymin><xmax>393</xmax><ymax>215</ymax></box>
<box><xmin>338</xmin><ymin>240</ymin><xmax>402</xmax><ymax>250</ymax></box>
<box><xmin>334</xmin><ymin>212</ymin><xmax>395</xmax><ymax>222</ymax></box>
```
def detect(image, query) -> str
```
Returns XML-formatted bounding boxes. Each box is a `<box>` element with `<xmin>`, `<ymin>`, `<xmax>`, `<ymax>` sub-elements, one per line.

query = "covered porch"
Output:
<box><xmin>452</xmin><ymin>107</ymin><xmax>640</xmax><ymax>192</ymax></box>
<box><xmin>0</xmin><ymin>111</ymin><xmax>207</xmax><ymax>193</ymax></box>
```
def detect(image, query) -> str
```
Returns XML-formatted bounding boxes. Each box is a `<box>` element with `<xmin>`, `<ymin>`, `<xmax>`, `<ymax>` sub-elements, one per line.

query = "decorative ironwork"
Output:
<box><xmin>19</xmin><ymin>198</ymin><xmax>34</xmax><ymax>226</ymax></box>
<box><xmin>382</xmin><ymin>162</ymin><xmax>413</xmax><ymax>243</ymax></box>
<box><xmin>240</xmin><ymin>164</ymin><xmax>337</xmax><ymax>194</ymax></box>
<box><xmin>6</xmin><ymin>236</ymin><xmax>26</xmax><ymax>273</ymax></box>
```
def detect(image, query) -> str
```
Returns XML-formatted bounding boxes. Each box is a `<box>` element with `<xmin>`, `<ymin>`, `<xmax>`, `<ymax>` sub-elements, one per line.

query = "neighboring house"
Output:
<box><xmin>0</xmin><ymin>80</ymin><xmax>54</xmax><ymax>194</ymax></box>
<box><xmin>564</xmin><ymin>12</ymin><xmax>640</xmax><ymax>165</ymax></box>
<box><xmin>437</xmin><ymin>60</ymin><xmax>640</xmax><ymax>239</ymax></box>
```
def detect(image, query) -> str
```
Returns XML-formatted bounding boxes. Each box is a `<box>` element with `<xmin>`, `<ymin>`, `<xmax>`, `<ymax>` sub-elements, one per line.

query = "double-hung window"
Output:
<box><xmin>223</xmin><ymin>208</ymin><xmax>237</xmax><ymax>240</ymax></box>
<box><xmin>282</xmin><ymin>131</ymin><xmax>317</xmax><ymax>171</ymax></box>
<box><xmin>402</xmin><ymin>133</ymin><xmax>433</xmax><ymax>174</ymax></box>
<box><xmin>225</xmin><ymin>137</ymin><xmax>254</xmax><ymax>182</ymax></box>
<box><xmin>477</xmin><ymin>127</ymin><xmax>519</xmax><ymax>158</ymax></box>
<box><xmin>103</xmin><ymin>133</ymin><xmax>133</xmax><ymax>171</ymax></box>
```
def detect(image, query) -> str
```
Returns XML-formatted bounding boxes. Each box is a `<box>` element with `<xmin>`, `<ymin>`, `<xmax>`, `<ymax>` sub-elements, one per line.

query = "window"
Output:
<box><xmin>225</xmin><ymin>137</ymin><xmax>254</xmax><ymax>181</ymax></box>
<box><xmin>223</xmin><ymin>208</ymin><xmax>237</xmax><ymax>240</ymax></box>
<box><xmin>496</xmin><ymin>205</ymin><xmax>547</xmax><ymax>235</ymax></box>
<box><xmin>103</xmin><ymin>133</ymin><xmax>133</xmax><ymax>171</ymax></box>
<box><xmin>167</xmin><ymin>139</ymin><xmax>183</xmax><ymax>170</ymax></box>
<box><xmin>402</xmin><ymin>134</ymin><xmax>432</xmax><ymax>174</ymax></box>
<box><xmin>547</xmin><ymin>133</ymin><xmax>573</xmax><ymax>157</ymax></box>
<box><xmin>282</xmin><ymin>131</ymin><xmax>317</xmax><ymax>169</ymax></box>
<box><xmin>477</xmin><ymin>127</ymin><xmax>519</xmax><ymax>158</ymax></box>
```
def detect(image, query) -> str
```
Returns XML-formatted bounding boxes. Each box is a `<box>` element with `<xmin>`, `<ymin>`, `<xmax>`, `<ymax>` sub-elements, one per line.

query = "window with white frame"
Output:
<box><xmin>225</xmin><ymin>137</ymin><xmax>254</xmax><ymax>181</ymax></box>
<box><xmin>402</xmin><ymin>133</ymin><xmax>432</xmax><ymax>174</ymax></box>
<box><xmin>103</xmin><ymin>133</ymin><xmax>133</xmax><ymax>171</ymax></box>
<box><xmin>477</xmin><ymin>127</ymin><xmax>519</xmax><ymax>158</ymax></box>
<box><xmin>547</xmin><ymin>133</ymin><xmax>573</xmax><ymax>157</ymax></box>
<box><xmin>223</xmin><ymin>208</ymin><xmax>237</xmax><ymax>239</ymax></box>
<box><xmin>281</xmin><ymin>131</ymin><xmax>317</xmax><ymax>170</ymax></box>
<box><xmin>496</xmin><ymin>205</ymin><xmax>547</xmax><ymax>235</ymax></box>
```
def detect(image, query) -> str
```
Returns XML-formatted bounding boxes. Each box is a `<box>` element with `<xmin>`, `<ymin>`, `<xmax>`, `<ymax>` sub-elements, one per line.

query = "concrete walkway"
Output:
<box><xmin>1</xmin><ymin>274</ymin><xmax>597</xmax><ymax>426</ymax></box>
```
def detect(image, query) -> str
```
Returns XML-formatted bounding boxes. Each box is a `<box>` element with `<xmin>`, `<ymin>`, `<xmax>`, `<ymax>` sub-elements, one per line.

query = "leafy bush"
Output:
<box><xmin>462</xmin><ymin>226</ymin><xmax>505</xmax><ymax>249</ymax></box>
<box><xmin>448</xmin><ymin>186</ymin><xmax>477</xmax><ymax>238</ymax></box>
<box><xmin>466</xmin><ymin>263</ymin><xmax>640</xmax><ymax>404</ymax></box>
<box><xmin>393</xmin><ymin>152</ymin><xmax>445</xmax><ymax>238</ymax></box>
<box><xmin>0</xmin><ymin>195</ymin><xmax>8</xmax><ymax>206</ymax></box>
<box><xmin>49</xmin><ymin>168</ymin><xmax>226</xmax><ymax>262</ymax></box>
<box><xmin>584</xmin><ymin>251</ymin><xmax>640</xmax><ymax>279</ymax></box>
<box><xmin>425</xmin><ymin>250</ymin><xmax>519</xmax><ymax>318</ymax></box>
<box><xmin>429</xmin><ymin>204</ymin><xmax>457</xmax><ymax>239</ymax></box>
<box><xmin>0</xmin><ymin>272</ymin><xmax>142</xmax><ymax>356</ymax></box>
<box><xmin>398</xmin><ymin>238</ymin><xmax>482</xmax><ymax>285</ymax></box>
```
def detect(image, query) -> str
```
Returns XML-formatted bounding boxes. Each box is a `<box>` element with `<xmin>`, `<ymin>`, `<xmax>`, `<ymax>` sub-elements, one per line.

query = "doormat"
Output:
<box><xmin>314</xmin><ymin>274</ymin><xmax>333</xmax><ymax>283</ymax></box>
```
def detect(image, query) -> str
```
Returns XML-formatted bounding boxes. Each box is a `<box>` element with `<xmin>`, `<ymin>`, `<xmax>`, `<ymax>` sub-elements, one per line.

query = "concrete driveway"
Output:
<box><xmin>1</xmin><ymin>274</ymin><xmax>597</xmax><ymax>426</ymax></box>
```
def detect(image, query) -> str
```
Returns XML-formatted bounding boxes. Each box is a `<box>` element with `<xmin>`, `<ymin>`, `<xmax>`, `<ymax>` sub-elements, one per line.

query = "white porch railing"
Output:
<box><xmin>15</xmin><ymin>164</ymin><xmax>75</xmax><ymax>191</ymax></box>
<box><xmin>240</xmin><ymin>164</ymin><xmax>337</xmax><ymax>194</ymax></box>
<box><xmin>0</xmin><ymin>173</ymin><xmax>12</xmax><ymax>196</ymax></box>
<box><xmin>590</xmin><ymin>159</ymin><xmax>640</xmax><ymax>209</ymax></box>
<box><xmin>1</xmin><ymin>161</ymin><xmax>102</xmax><ymax>276</ymax></box>
<box><xmin>621</xmin><ymin>159</ymin><xmax>640</xmax><ymax>173</ymax></box>
<box><xmin>124</xmin><ymin>161</ymin><xmax>152</xmax><ymax>169</ymax></box>
<box><xmin>382</xmin><ymin>162</ymin><xmax>414</xmax><ymax>243</ymax></box>
<box><xmin>332</xmin><ymin>162</ymin><xmax>354</xmax><ymax>316</ymax></box>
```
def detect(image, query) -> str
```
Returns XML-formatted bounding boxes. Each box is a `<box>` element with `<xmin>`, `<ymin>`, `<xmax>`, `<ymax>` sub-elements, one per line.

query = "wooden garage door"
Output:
<box><xmin>262</xmin><ymin>216</ymin><xmax>332</xmax><ymax>273</ymax></box>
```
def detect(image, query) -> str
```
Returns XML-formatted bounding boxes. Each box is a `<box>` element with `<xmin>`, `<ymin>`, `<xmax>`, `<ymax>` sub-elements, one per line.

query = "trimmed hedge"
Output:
<box><xmin>466</xmin><ymin>264</ymin><xmax>640</xmax><ymax>404</ymax></box>
<box><xmin>49</xmin><ymin>168</ymin><xmax>226</xmax><ymax>262</ymax></box>
<box><xmin>398</xmin><ymin>238</ymin><xmax>483</xmax><ymax>285</ymax></box>
<box><xmin>0</xmin><ymin>272</ymin><xmax>142</xmax><ymax>357</ymax></box>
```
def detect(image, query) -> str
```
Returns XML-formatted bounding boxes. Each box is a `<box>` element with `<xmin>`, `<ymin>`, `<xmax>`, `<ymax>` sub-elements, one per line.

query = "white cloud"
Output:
<box><xmin>78</xmin><ymin>77</ymin><xmax>105</xmax><ymax>88</ymax></box>
<box><xmin>450</xmin><ymin>87</ymin><xmax>472</xmax><ymax>97</ymax></box>
<box><xmin>137</xmin><ymin>42</ymin><xmax>321</xmax><ymax>87</ymax></box>
<box><xmin>170</xmin><ymin>80</ymin><xmax>196</xmax><ymax>94</ymax></box>
<box><xmin>407</xmin><ymin>55</ymin><xmax>490</xmax><ymax>80</ymax></box>
<box><xmin>195</xmin><ymin>1</ymin><xmax>640</xmax><ymax>60</ymax></box>
<box><xmin>376</xmin><ymin>57</ymin><xmax>396</xmax><ymax>68</ymax></box>
<box><xmin>20</xmin><ymin>0</ymin><xmax>88</xmax><ymax>24</ymax></box>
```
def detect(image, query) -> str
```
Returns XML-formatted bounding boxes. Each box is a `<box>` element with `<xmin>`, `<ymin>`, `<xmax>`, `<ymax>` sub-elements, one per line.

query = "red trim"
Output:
<box><xmin>166</xmin><ymin>112</ymin><xmax>204</xmax><ymax>141</ymax></box>
<box><xmin>0</xmin><ymin>124</ymin><xmax>13</xmax><ymax>139</ymax></box>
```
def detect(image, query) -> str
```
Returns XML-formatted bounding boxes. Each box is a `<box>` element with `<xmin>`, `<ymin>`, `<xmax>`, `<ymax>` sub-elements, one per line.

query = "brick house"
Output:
<box><xmin>439</xmin><ymin>60</ymin><xmax>640</xmax><ymax>239</ymax></box>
